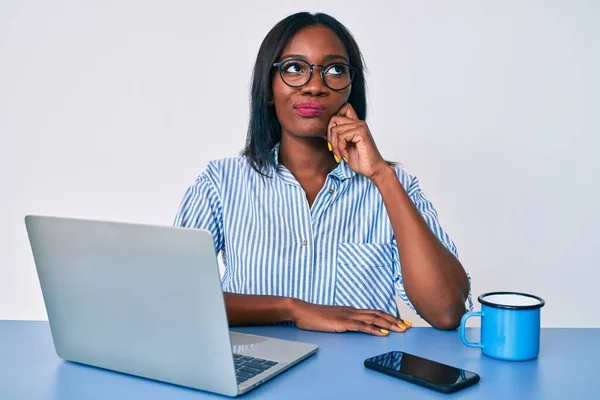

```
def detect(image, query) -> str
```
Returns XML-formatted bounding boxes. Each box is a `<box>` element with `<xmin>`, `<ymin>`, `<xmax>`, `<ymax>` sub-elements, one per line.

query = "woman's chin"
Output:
<box><xmin>292</xmin><ymin>124</ymin><xmax>328</xmax><ymax>138</ymax></box>
<box><xmin>292</xmin><ymin>131</ymin><xmax>327</xmax><ymax>139</ymax></box>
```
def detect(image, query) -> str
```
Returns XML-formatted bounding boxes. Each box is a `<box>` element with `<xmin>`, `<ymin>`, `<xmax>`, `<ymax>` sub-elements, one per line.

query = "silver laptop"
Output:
<box><xmin>24</xmin><ymin>215</ymin><xmax>318</xmax><ymax>396</ymax></box>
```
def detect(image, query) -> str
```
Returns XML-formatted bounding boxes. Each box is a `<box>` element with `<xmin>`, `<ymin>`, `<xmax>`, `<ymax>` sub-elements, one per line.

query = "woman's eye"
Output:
<box><xmin>283</xmin><ymin>62</ymin><xmax>304</xmax><ymax>73</ymax></box>
<box><xmin>326</xmin><ymin>64</ymin><xmax>347</xmax><ymax>75</ymax></box>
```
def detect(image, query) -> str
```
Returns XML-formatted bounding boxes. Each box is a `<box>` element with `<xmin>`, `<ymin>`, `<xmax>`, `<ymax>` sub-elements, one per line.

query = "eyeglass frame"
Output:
<box><xmin>272</xmin><ymin>58</ymin><xmax>358</xmax><ymax>91</ymax></box>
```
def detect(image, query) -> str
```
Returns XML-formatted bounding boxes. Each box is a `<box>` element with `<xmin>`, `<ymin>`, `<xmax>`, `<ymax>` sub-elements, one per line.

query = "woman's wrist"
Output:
<box><xmin>283</xmin><ymin>297</ymin><xmax>303</xmax><ymax>323</ymax></box>
<box><xmin>370</xmin><ymin>162</ymin><xmax>396</xmax><ymax>187</ymax></box>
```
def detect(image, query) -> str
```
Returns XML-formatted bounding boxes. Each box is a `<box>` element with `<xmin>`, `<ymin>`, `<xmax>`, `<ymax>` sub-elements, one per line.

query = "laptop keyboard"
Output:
<box><xmin>233</xmin><ymin>354</ymin><xmax>279</xmax><ymax>384</ymax></box>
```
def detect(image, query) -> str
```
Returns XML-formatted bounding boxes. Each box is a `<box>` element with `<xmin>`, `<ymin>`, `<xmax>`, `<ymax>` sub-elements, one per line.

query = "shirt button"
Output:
<box><xmin>328</xmin><ymin>188</ymin><xmax>334</xmax><ymax>194</ymax></box>
<box><xmin>302</xmin><ymin>240</ymin><xmax>307</xmax><ymax>246</ymax></box>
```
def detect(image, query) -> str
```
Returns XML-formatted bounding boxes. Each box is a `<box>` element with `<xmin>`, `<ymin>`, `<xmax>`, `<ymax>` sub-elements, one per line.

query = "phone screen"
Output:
<box><xmin>364</xmin><ymin>351</ymin><xmax>478</xmax><ymax>388</ymax></box>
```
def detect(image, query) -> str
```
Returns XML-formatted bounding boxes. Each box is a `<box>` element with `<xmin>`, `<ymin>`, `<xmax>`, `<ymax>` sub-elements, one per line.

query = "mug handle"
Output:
<box><xmin>460</xmin><ymin>311</ymin><xmax>483</xmax><ymax>348</ymax></box>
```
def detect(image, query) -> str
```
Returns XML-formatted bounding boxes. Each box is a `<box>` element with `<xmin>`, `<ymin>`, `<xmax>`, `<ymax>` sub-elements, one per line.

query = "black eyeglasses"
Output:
<box><xmin>272</xmin><ymin>59</ymin><xmax>358</xmax><ymax>91</ymax></box>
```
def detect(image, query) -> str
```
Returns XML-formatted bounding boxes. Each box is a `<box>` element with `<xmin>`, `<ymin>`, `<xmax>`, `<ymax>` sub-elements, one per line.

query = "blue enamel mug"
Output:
<box><xmin>460</xmin><ymin>292</ymin><xmax>545</xmax><ymax>361</ymax></box>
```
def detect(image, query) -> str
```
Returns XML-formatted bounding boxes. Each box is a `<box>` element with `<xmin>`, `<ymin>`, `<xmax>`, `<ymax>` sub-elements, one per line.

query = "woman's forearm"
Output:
<box><xmin>372</xmin><ymin>165</ymin><xmax>470</xmax><ymax>330</ymax></box>
<box><xmin>224</xmin><ymin>292</ymin><xmax>296</xmax><ymax>326</ymax></box>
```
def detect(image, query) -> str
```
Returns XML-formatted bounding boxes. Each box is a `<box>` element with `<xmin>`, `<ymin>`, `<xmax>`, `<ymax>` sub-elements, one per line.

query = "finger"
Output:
<box><xmin>357</xmin><ymin>309</ymin><xmax>410</xmax><ymax>328</ymax></box>
<box><xmin>336</xmin><ymin>133</ymin><xmax>354</xmax><ymax>163</ymax></box>
<box><xmin>326</xmin><ymin>117</ymin><xmax>336</xmax><ymax>148</ymax></box>
<box><xmin>330</xmin><ymin>123</ymin><xmax>361</xmax><ymax>162</ymax></box>
<box><xmin>328</xmin><ymin>118</ymin><xmax>356</xmax><ymax>143</ymax></box>
<box><xmin>329</xmin><ymin>121</ymin><xmax>357</xmax><ymax>163</ymax></box>
<box><xmin>328</xmin><ymin>120</ymin><xmax>341</xmax><ymax>163</ymax></box>
<box><xmin>336</xmin><ymin>129</ymin><xmax>367</xmax><ymax>162</ymax></box>
<box><xmin>328</xmin><ymin>116</ymin><xmax>363</xmax><ymax>160</ymax></box>
<box><xmin>345</xmin><ymin>319</ymin><xmax>390</xmax><ymax>336</ymax></box>
<box><xmin>357</xmin><ymin>311</ymin><xmax>409</xmax><ymax>332</ymax></box>
<box><xmin>329</xmin><ymin>115</ymin><xmax>358</xmax><ymax>128</ymax></box>
<box><xmin>352</xmin><ymin>313</ymin><xmax>404</xmax><ymax>332</ymax></box>
<box><xmin>355</xmin><ymin>309</ymin><xmax>411</xmax><ymax>330</ymax></box>
<box><xmin>330</xmin><ymin>121</ymin><xmax>361</xmax><ymax>137</ymax></box>
<box><xmin>326</xmin><ymin>117</ymin><xmax>340</xmax><ymax>160</ymax></box>
<box><xmin>336</xmin><ymin>103</ymin><xmax>360</xmax><ymax>120</ymax></box>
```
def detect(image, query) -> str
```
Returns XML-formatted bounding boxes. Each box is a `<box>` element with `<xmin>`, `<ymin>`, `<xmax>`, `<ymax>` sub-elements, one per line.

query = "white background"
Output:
<box><xmin>1</xmin><ymin>0</ymin><xmax>598</xmax><ymax>327</ymax></box>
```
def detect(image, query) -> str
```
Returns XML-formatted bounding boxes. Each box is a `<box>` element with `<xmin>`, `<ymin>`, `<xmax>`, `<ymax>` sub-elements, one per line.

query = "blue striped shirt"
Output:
<box><xmin>174</xmin><ymin>143</ymin><xmax>472</xmax><ymax>317</ymax></box>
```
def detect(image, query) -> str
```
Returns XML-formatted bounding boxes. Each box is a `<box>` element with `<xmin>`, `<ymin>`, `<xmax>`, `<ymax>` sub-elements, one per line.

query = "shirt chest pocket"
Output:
<box><xmin>334</xmin><ymin>242</ymin><xmax>397</xmax><ymax>314</ymax></box>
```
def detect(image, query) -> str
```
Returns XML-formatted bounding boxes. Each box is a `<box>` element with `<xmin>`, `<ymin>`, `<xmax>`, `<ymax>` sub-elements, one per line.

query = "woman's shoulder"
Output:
<box><xmin>203</xmin><ymin>156</ymin><xmax>247</xmax><ymax>173</ymax></box>
<box><xmin>192</xmin><ymin>156</ymin><xmax>255</xmax><ymax>186</ymax></box>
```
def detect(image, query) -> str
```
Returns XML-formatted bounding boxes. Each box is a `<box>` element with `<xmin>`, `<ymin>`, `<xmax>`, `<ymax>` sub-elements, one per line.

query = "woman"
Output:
<box><xmin>174</xmin><ymin>12</ymin><xmax>472</xmax><ymax>335</ymax></box>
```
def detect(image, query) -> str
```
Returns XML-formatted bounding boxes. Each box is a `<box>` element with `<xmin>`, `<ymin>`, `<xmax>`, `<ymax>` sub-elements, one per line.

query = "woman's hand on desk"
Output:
<box><xmin>291</xmin><ymin>300</ymin><xmax>411</xmax><ymax>336</ymax></box>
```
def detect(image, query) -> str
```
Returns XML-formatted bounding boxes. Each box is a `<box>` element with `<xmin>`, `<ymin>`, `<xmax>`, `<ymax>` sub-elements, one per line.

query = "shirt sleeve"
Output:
<box><xmin>173</xmin><ymin>171</ymin><xmax>225</xmax><ymax>254</ymax></box>
<box><xmin>392</xmin><ymin>174</ymin><xmax>474</xmax><ymax>314</ymax></box>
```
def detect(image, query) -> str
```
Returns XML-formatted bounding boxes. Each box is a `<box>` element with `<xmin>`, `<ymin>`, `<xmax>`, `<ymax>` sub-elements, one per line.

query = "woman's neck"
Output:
<box><xmin>278</xmin><ymin>134</ymin><xmax>337</xmax><ymax>178</ymax></box>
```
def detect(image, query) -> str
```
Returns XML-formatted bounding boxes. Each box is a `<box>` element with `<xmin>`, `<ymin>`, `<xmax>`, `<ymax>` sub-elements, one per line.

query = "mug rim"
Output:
<box><xmin>478</xmin><ymin>291</ymin><xmax>545</xmax><ymax>310</ymax></box>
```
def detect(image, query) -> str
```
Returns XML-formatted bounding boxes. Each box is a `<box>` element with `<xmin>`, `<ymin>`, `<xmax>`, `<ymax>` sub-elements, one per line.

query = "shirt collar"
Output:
<box><xmin>271</xmin><ymin>142</ymin><xmax>356</xmax><ymax>182</ymax></box>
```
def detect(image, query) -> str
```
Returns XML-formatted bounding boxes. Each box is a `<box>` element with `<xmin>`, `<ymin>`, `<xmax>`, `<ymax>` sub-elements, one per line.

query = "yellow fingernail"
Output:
<box><xmin>403</xmin><ymin>320</ymin><xmax>413</xmax><ymax>327</ymax></box>
<box><xmin>327</xmin><ymin>142</ymin><xmax>332</xmax><ymax>152</ymax></box>
<box><xmin>343</xmin><ymin>156</ymin><xmax>348</xmax><ymax>162</ymax></box>
<box><xmin>334</xmin><ymin>154</ymin><xmax>340</xmax><ymax>163</ymax></box>
<box><xmin>397</xmin><ymin>324</ymin><xmax>407</xmax><ymax>331</ymax></box>
<box><xmin>380</xmin><ymin>329</ymin><xmax>389</xmax><ymax>335</ymax></box>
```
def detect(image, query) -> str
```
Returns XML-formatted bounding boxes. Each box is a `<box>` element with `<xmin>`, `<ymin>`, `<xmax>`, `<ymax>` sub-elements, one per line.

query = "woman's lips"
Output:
<box><xmin>294</xmin><ymin>101</ymin><xmax>325</xmax><ymax>117</ymax></box>
<box><xmin>295</xmin><ymin>108</ymin><xmax>324</xmax><ymax>117</ymax></box>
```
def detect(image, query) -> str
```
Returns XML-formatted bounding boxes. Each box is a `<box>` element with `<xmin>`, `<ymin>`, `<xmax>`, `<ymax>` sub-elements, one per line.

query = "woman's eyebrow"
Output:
<box><xmin>279</xmin><ymin>53</ymin><xmax>349</xmax><ymax>63</ymax></box>
<box><xmin>279</xmin><ymin>53</ymin><xmax>307</xmax><ymax>61</ymax></box>
<box><xmin>322</xmin><ymin>54</ymin><xmax>349</xmax><ymax>63</ymax></box>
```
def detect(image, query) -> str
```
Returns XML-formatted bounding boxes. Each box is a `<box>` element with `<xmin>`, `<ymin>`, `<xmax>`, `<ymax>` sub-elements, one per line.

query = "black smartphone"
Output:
<box><xmin>364</xmin><ymin>351</ymin><xmax>480</xmax><ymax>394</ymax></box>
